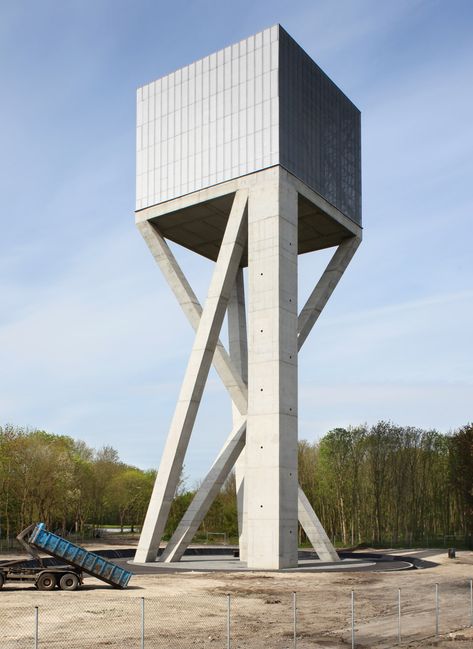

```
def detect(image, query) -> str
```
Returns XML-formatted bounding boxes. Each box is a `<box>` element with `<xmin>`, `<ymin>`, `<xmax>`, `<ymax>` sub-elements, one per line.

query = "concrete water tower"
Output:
<box><xmin>134</xmin><ymin>25</ymin><xmax>361</xmax><ymax>569</ymax></box>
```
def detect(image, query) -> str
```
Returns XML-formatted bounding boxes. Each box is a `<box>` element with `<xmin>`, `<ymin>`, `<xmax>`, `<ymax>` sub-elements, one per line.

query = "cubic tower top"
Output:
<box><xmin>136</xmin><ymin>24</ymin><xmax>361</xmax><ymax>225</ymax></box>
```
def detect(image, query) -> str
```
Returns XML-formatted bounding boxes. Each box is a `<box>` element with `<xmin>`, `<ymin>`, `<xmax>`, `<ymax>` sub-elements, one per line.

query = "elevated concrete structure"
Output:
<box><xmin>134</xmin><ymin>25</ymin><xmax>362</xmax><ymax>569</ymax></box>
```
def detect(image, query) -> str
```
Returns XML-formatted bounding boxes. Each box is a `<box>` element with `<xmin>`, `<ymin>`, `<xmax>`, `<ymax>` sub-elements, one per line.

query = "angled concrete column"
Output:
<box><xmin>160</xmin><ymin>417</ymin><xmax>246</xmax><ymax>562</ymax></box>
<box><xmin>246</xmin><ymin>170</ymin><xmax>299</xmax><ymax>569</ymax></box>
<box><xmin>134</xmin><ymin>191</ymin><xmax>248</xmax><ymax>563</ymax></box>
<box><xmin>297</xmin><ymin>487</ymin><xmax>339</xmax><ymax>561</ymax></box>
<box><xmin>298</xmin><ymin>237</ymin><xmax>360</xmax><ymax>349</ymax></box>
<box><xmin>137</xmin><ymin>220</ymin><xmax>248</xmax><ymax>416</ymax></box>
<box><xmin>227</xmin><ymin>268</ymin><xmax>248</xmax><ymax>561</ymax></box>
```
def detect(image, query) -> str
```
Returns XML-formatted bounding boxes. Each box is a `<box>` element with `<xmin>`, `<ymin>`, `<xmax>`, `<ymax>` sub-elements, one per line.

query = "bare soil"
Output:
<box><xmin>1</xmin><ymin>548</ymin><xmax>473</xmax><ymax>648</ymax></box>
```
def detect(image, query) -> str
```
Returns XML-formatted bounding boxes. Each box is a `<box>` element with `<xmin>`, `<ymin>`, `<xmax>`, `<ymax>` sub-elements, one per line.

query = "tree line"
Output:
<box><xmin>298</xmin><ymin>422</ymin><xmax>472</xmax><ymax>547</ymax></box>
<box><xmin>1</xmin><ymin>422</ymin><xmax>472</xmax><ymax>548</ymax></box>
<box><xmin>0</xmin><ymin>425</ymin><xmax>155</xmax><ymax>541</ymax></box>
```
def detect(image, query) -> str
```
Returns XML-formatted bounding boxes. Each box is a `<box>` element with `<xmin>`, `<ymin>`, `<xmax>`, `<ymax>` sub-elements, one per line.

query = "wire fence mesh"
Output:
<box><xmin>2</xmin><ymin>579</ymin><xmax>473</xmax><ymax>649</ymax></box>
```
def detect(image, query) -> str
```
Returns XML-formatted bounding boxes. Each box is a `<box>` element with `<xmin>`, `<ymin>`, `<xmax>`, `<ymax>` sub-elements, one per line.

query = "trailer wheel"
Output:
<box><xmin>59</xmin><ymin>573</ymin><xmax>79</xmax><ymax>591</ymax></box>
<box><xmin>0</xmin><ymin>572</ymin><xmax>4</xmax><ymax>589</ymax></box>
<box><xmin>36</xmin><ymin>573</ymin><xmax>56</xmax><ymax>590</ymax></box>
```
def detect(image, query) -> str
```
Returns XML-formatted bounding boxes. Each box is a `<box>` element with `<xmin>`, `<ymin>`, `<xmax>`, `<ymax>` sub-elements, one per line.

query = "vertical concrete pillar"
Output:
<box><xmin>227</xmin><ymin>269</ymin><xmax>248</xmax><ymax>561</ymax></box>
<box><xmin>246</xmin><ymin>169</ymin><xmax>299</xmax><ymax>569</ymax></box>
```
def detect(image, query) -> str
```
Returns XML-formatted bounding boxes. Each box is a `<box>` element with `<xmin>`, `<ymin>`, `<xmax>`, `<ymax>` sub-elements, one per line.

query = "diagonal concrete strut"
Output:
<box><xmin>298</xmin><ymin>237</ymin><xmax>361</xmax><ymax>350</ymax></box>
<box><xmin>160</xmin><ymin>417</ymin><xmax>247</xmax><ymax>563</ymax></box>
<box><xmin>134</xmin><ymin>190</ymin><xmax>248</xmax><ymax>563</ymax></box>
<box><xmin>136</xmin><ymin>219</ymin><xmax>248</xmax><ymax>417</ymax></box>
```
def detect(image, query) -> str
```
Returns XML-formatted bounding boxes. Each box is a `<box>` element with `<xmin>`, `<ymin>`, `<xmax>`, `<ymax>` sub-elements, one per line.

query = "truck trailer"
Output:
<box><xmin>0</xmin><ymin>523</ymin><xmax>132</xmax><ymax>591</ymax></box>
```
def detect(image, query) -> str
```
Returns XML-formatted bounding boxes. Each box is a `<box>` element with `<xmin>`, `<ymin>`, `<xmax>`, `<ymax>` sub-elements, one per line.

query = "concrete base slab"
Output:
<box><xmin>129</xmin><ymin>548</ymin><xmax>417</xmax><ymax>573</ymax></box>
<box><xmin>132</xmin><ymin>555</ymin><xmax>374</xmax><ymax>572</ymax></box>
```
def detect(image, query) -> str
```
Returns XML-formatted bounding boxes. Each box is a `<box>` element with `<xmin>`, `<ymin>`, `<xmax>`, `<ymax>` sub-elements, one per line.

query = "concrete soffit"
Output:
<box><xmin>135</xmin><ymin>167</ymin><xmax>362</xmax><ymax>266</ymax></box>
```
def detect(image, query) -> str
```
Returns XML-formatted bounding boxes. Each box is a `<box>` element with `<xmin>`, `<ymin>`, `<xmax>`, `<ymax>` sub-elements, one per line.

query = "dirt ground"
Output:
<box><xmin>1</xmin><ymin>548</ymin><xmax>473</xmax><ymax>648</ymax></box>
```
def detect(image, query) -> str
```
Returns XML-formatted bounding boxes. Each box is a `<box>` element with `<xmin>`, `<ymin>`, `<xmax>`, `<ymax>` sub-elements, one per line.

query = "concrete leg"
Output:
<box><xmin>245</xmin><ymin>170</ymin><xmax>299</xmax><ymax>569</ymax></box>
<box><xmin>227</xmin><ymin>269</ymin><xmax>248</xmax><ymax>561</ymax></box>
<box><xmin>134</xmin><ymin>190</ymin><xmax>248</xmax><ymax>563</ymax></box>
<box><xmin>160</xmin><ymin>417</ymin><xmax>247</xmax><ymax>562</ymax></box>
<box><xmin>298</xmin><ymin>487</ymin><xmax>339</xmax><ymax>561</ymax></box>
<box><xmin>137</xmin><ymin>220</ymin><xmax>248</xmax><ymax>416</ymax></box>
<box><xmin>298</xmin><ymin>237</ymin><xmax>360</xmax><ymax>349</ymax></box>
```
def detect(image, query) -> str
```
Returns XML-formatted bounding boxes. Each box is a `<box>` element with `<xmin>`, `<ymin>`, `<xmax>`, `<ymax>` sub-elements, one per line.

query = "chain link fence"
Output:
<box><xmin>2</xmin><ymin>580</ymin><xmax>473</xmax><ymax>648</ymax></box>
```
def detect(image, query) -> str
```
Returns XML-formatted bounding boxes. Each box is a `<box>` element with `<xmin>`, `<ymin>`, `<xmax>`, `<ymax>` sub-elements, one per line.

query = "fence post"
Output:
<box><xmin>435</xmin><ymin>583</ymin><xmax>439</xmax><ymax>636</ymax></box>
<box><xmin>34</xmin><ymin>606</ymin><xmax>39</xmax><ymax>649</ymax></box>
<box><xmin>470</xmin><ymin>579</ymin><xmax>473</xmax><ymax>627</ymax></box>
<box><xmin>351</xmin><ymin>590</ymin><xmax>355</xmax><ymax>649</ymax></box>
<box><xmin>293</xmin><ymin>592</ymin><xmax>297</xmax><ymax>649</ymax></box>
<box><xmin>397</xmin><ymin>588</ymin><xmax>401</xmax><ymax>644</ymax></box>
<box><xmin>227</xmin><ymin>594</ymin><xmax>231</xmax><ymax>649</ymax></box>
<box><xmin>141</xmin><ymin>596</ymin><xmax>145</xmax><ymax>649</ymax></box>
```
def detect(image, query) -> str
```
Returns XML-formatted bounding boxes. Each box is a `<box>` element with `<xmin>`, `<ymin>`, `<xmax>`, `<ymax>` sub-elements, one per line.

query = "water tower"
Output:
<box><xmin>134</xmin><ymin>25</ymin><xmax>361</xmax><ymax>569</ymax></box>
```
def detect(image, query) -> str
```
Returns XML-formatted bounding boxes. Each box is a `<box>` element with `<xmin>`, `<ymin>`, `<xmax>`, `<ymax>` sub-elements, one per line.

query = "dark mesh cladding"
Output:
<box><xmin>279</xmin><ymin>27</ymin><xmax>362</xmax><ymax>225</ymax></box>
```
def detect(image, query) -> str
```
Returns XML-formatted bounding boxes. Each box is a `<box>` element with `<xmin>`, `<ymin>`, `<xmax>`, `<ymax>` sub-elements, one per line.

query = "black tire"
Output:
<box><xmin>0</xmin><ymin>571</ymin><xmax>5</xmax><ymax>589</ymax></box>
<box><xmin>36</xmin><ymin>572</ymin><xmax>56</xmax><ymax>591</ymax></box>
<box><xmin>59</xmin><ymin>573</ymin><xmax>79</xmax><ymax>591</ymax></box>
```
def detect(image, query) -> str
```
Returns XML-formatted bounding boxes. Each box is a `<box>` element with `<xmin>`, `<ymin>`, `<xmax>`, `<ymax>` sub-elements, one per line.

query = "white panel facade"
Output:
<box><xmin>136</xmin><ymin>25</ymin><xmax>279</xmax><ymax>210</ymax></box>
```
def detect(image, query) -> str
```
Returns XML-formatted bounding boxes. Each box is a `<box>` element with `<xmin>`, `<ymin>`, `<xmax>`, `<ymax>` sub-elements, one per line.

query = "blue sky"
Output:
<box><xmin>1</xmin><ymin>0</ymin><xmax>472</xmax><ymax>483</ymax></box>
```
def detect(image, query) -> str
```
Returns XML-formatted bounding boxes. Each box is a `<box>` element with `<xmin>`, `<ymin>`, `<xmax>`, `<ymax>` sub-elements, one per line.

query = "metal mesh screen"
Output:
<box><xmin>279</xmin><ymin>27</ymin><xmax>362</xmax><ymax>225</ymax></box>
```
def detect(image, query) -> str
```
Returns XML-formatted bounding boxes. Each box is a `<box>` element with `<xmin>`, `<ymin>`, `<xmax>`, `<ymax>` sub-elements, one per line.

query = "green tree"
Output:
<box><xmin>450</xmin><ymin>423</ymin><xmax>473</xmax><ymax>535</ymax></box>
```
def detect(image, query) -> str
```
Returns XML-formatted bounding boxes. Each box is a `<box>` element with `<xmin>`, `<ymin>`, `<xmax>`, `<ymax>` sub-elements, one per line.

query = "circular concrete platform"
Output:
<box><xmin>113</xmin><ymin>548</ymin><xmax>428</xmax><ymax>574</ymax></box>
<box><xmin>129</xmin><ymin>554</ymin><xmax>378</xmax><ymax>572</ymax></box>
